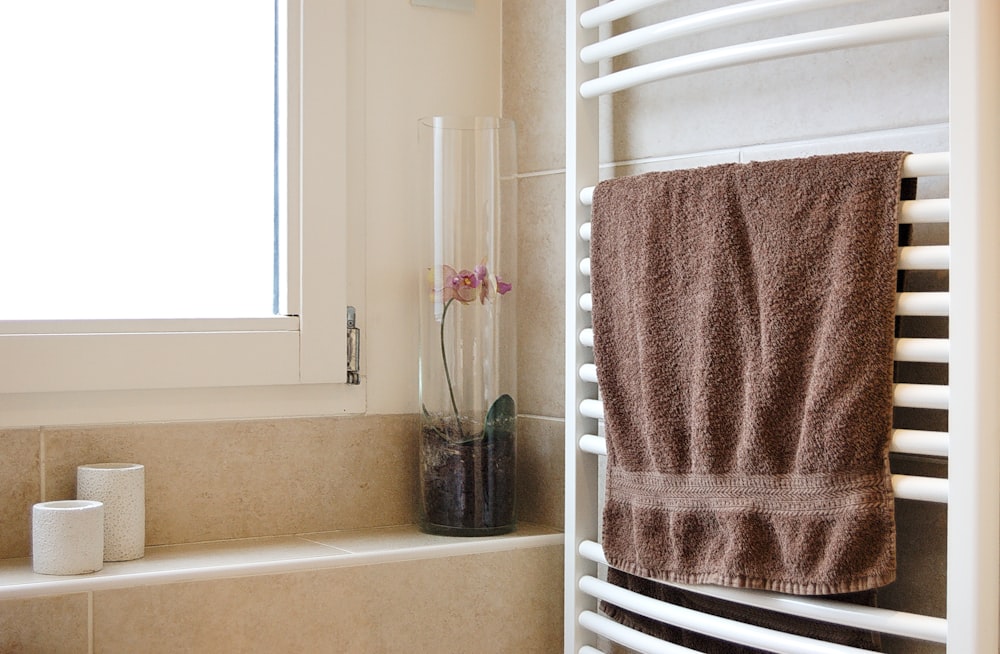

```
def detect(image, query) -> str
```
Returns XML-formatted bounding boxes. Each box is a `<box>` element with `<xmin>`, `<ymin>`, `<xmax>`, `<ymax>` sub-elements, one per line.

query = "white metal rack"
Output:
<box><xmin>564</xmin><ymin>1</ymin><xmax>1000</xmax><ymax>652</ymax></box>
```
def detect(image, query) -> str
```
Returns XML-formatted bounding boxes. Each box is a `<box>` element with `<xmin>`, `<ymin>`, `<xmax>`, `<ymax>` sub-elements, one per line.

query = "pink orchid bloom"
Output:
<box><xmin>442</xmin><ymin>265</ymin><xmax>478</xmax><ymax>303</ymax></box>
<box><xmin>433</xmin><ymin>261</ymin><xmax>514</xmax><ymax>438</ymax></box>
<box><xmin>495</xmin><ymin>275</ymin><xmax>513</xmax><ymax>295</ymax></box>
<box><xmin>437</xmin><ymin>263</ymin><xmax>512</xmax><ymax>305</ymax></box>
<box><xmin>475</xmin><ymin>264</ymin><xmax>491</xmax><ymax>303</ymax></box>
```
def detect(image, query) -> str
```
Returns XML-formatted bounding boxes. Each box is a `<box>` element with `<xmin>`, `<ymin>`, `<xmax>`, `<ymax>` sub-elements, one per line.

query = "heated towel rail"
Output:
<box><xmin>565</xmin><ymin>1</ymin><xmax>999</xmax><ymax>652</ymax></box>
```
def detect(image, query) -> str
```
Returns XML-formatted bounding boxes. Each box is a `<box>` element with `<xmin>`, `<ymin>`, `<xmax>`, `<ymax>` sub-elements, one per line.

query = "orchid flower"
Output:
<box><xmin>442</xmin><ymin>264</ymin><xmax>479</xmax><ymax>303</ymax></box>
<box><xmin>433</xmin><ymin>260</ymin><xmax>513</xmax><ymax>439</ymax></box>
<box><xmin>475</xmin><ymin>263</ymin><xmax>490</xmax><ymax>303</ymax></box>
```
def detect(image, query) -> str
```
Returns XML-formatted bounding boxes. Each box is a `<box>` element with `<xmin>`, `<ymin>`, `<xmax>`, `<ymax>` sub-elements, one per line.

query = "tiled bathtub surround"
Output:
<box><xmin>0</xmin><ymin>524</ymin><xmax>563</xmax><ymax>653</ymax></box>
<box><xmin>2</xmin><ymin>415</ymin><xmax>421</xmax><ymax>558</ymax></box>
<box><xmin>90</xmin><ymin>546</ymin><xmax>561</xmax><ymax>653</ymax></box>
<box><xmin>0</xmin><ymin>411</ymin><xmax>566</xmax><ymax>651</ymax></box>
<box><xmin>1</xmin><ymin>414</ymin><xmax>564</xmax><ymax>560</ymax></box>
<box><xmin>0</xmin><ymin>593</ymin><xmax>89</xmax><ymax>654</ymax></box>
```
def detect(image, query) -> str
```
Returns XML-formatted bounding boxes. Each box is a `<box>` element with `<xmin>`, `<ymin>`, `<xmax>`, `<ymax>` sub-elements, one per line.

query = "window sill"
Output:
<box><xmin>0</xmin><ymin>523</ymin><xmax>563</xmax><ymax>601</ymax></box>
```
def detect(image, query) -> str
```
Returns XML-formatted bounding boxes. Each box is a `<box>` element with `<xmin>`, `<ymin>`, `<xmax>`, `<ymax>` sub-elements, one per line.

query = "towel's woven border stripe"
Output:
<box><xmin>608</xmin><ymin>469</ymin><xmax>893</xmax><ymax>513</ymax></box>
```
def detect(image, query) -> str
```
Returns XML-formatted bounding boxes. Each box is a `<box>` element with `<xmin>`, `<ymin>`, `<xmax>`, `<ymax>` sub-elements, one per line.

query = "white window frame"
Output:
<box><xmin>0</xmin><ymin>0</ymin><xmax>364</xmax><ymax>427</ymax></box>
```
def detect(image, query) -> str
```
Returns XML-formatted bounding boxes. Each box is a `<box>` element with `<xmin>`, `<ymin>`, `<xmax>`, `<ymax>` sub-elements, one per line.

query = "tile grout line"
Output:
<box><xmin>87</xmin><ymin>591</ymin><xmax>94</xmax><ymax>654</ymax></box>
<box><xmin>38</xmin><ymin>427</ymin><xmax>46</xmax><ymax>501</ymax></box>
<box><xmin>517</xmin><ymin>413</ymin><xmax>565</xmax><ymax>424</ymax></box>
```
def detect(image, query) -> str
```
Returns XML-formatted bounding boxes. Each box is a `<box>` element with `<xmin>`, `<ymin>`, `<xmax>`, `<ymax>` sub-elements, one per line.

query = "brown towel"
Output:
<box><xmin>591</xmin><ymin>152</ymin><xmax>914</xmax><ymax>596</ymax></box>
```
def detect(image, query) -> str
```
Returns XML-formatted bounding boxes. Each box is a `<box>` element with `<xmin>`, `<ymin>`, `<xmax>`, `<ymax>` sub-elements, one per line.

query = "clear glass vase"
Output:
<box><xmin>417</xmin><ymin>116</ymin><xmax>517</xmax><ymax>536</ymax></box>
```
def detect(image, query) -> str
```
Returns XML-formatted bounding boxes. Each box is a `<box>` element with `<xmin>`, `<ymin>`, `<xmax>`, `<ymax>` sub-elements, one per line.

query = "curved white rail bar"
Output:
<box><xmin>894</xmin><ymin>383</ymin><xmax>949</xmax><ymax>410</ymax></box>
<box><xmin>582</xmin><ymin>247</ymin><xmax>948</xmax><ymax>275</ymax></box>
<box><xmin>901</xmin><ymin>151</ymin><xmax>950</xmax><ymax>177</ymax></box>
<box><xmin>579</xmin><ymin>610</ymin><xmax>701</xmax><ymax>653</ymax></box>
<box><xmin>579</xmin><ymin>0</ymin><xmax>673</xmax><ymax>29</ymax></box>
<box><xmin>578</xmin><ymin>428</ymin><xmax>949</xmax><ymax>502</ymax></box>
<box><xmin>580</xmin><ymin>195</ymin><xmax>950</xmax><ymax>224</ymax></box>
<box><xmin>899</xmin><ymin>198</ymin><xmax>950</xmax><ymax>224</ymax></box>
<box><xmin>578</xmin><ymin>198</ymin><xmax>949</xmax><ymax>234</ymax></box>
<box><xmin>898</xmin><ymin>245</ymin><xmax>950</xmax><ymax>270</ymax></box>
<box><xmin>581</xmin><ymin>0</ymin><xmax>862</xmax><ymax>63</ymax></box>
<box><xmin>579</xmin><ymin>434</ymin><xmax>948</xmax><ymax>503</ymax></box>
<box><xmin>578</xmin><ymin>336</ymin><xmax>948</xmax><ymax>367</ymax></box>
<box><xmin>578</xmin><ymin>541</ymin><xmax>948</xmax><ymax>643</ymax></box>
<box><xmin>895</xmin><ymin>292</ymin><xmax>949</xmax><ymax>316</ymax></box>
<box><xmin>580</xmin><ymin>13</ymin><xmax>948</xmax><ymax>98</ymax></box>
<box><xmin>583</xmin><ymin>428</ymin><xmax>947</xmax><ymax>458</ymax></box>
<box><xmin>580</xmin><ymin>576</ymin><xmax>878</xmax><ymax>653</ymax></box>
<box><xmin>894</xmin><ymin>338</ymin><xmax>949</xmax><ymax>364</ymax></box>
<box><xmin>893</xmin><ymin>474</ymin><xmax>949</xmax><ymax>503</ymax></box>
<box><xmin>889</xmin><ymin>429</ymin><xmax>949</xmax><ymax>457</ymax></box>
<box><xmin>581</xmin><ymin>291</ymin><xmax>951</xmax><ymax>317</ymax></box>
<box><xmin>581</xmin><ymin>363</ymin><xmax>951</xmax><ymax>387</ymax></box>
<box><xmin>578</xmin><ymin>645</ymin><xmax>616</xmax><ymax>654</ymax></box>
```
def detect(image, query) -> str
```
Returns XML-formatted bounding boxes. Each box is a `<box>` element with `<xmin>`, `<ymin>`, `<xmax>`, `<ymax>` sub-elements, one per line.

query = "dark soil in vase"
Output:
<box><xmin>419</xmin><ymin>425</ymin><xmax>516</xmax><ymax>536</ymax></box>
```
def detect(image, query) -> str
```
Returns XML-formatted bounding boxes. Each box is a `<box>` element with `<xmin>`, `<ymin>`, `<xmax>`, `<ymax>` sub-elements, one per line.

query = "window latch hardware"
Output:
<box><xmin>347</xmin><ymin>306</ymin><xmax>361</xmax><ymax>385</ymax></box>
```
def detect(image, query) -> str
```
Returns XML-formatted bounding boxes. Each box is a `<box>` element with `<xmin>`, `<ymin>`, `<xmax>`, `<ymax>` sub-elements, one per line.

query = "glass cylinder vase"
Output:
<box><xmin>417</xmin><ymin>116</ymin><xmax>517</xmax><ymax>536</ymax></box>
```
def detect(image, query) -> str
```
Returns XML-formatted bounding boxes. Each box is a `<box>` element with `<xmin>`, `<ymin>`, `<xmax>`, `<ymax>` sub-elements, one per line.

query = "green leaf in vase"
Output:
<box><xmin>483</xmin><ymin>393</ymin><xmax>516</xmax><ymax>445</ymax></box>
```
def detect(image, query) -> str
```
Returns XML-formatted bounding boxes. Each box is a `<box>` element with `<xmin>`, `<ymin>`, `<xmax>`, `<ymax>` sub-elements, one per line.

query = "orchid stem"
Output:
<box><xmin>440</xmin><ymin>298</ymin><xmax>465</xmax><ymax>440</ymax></box>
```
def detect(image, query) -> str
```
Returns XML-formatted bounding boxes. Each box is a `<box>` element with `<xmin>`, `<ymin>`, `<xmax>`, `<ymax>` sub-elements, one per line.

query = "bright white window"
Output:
<box><xmin>0</xmin><ymin>0</ymin><xmax>359</xmax><ymax>426</ymax></box>
<box><xmin>1</xmin><ymin>1</ymin><xmax>278</xmax><ymax>320</ymax></box>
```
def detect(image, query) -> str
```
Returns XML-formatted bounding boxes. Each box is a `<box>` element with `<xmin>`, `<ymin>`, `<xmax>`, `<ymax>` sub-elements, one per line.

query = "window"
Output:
<box><xmin>0</xmin><ymin>0</ymin><xmax>361</xmax><ymax>426</ymax></box>
<box><xmin>1</xmin><ymin>1</ymin><xmax>279</xmax><ymax>321</ymax></box>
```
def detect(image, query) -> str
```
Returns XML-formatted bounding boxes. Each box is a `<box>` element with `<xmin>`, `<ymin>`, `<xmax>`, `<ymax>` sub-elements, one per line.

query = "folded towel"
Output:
<box><xmin>591</xmin><ymin>152</ymin><xmax>914</xmax><ymax>596</ymax></box>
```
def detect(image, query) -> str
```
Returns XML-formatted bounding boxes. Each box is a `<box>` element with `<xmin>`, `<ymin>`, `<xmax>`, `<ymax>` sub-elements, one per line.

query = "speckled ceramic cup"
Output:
<box><xmin>77</xmin><ymin>463</ymin><xmax>145</xmax><ymax>562</ymax></box>
<box><xmin>32</xmin><ymin>500</ymin><xmax>104</xmax><ymax>575</ymax></box>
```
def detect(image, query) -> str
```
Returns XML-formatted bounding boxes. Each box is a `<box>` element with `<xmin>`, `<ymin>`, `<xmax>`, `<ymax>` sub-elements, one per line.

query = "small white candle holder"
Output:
<box><xmin>32</xmin><ymin>500</ymin><xmax>105</xmax><ymax>575</ymax></box>
<box><xmin>77</xmin><ymin>463</ymin><xmax>146</xmax><ymax>562</ymax></box>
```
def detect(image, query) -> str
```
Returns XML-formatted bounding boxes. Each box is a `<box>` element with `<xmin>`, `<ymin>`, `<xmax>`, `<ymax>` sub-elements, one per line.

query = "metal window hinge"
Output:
<box><xmin>347</xmin><ymin>306</ymin><xmax>361</xmax><ymax>385</ymax></box>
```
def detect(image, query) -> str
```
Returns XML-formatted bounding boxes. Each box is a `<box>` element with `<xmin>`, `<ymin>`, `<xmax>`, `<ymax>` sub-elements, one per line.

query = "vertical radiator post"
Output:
<box><xmin>946</xmin><ymin>1</ymin><xmax>1000</xmax><ymax>651</ymax></box>
<box><xmin>565</xmin><ymin>1</ymin><xmax>601</xmax><ymax>652</ymax></box>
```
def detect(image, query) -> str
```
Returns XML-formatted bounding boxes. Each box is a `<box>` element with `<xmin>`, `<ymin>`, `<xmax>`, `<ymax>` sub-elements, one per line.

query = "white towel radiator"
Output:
<box><xmin>564</xmin><ymin>1</ymin><xmax>999</xmax><ymax>652</ymax></box>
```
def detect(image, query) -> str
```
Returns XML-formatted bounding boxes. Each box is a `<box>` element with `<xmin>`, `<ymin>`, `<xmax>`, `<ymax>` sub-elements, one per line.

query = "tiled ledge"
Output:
<box><xmin>0</xmin><ymin>523</ymin><xmax>563</xmax><ymax>601</ymax></box>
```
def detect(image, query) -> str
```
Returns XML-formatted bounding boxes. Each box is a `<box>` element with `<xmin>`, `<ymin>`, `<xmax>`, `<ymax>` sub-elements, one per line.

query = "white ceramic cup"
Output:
<box><xmin>32</xmin><ymin>500</ymin><xmax>105</xmax><ymax>575</ymax></box>
<box><xmin>77</xmin><ymin>463</ymin><xmax>145</xmax><ymax>562</ymax></box>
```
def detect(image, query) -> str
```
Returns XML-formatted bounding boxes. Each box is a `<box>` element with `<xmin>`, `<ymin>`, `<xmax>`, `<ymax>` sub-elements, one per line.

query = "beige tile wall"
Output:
<box><xmin>0</xmin><ymin>429</ymin><xmax>39</xmax><ymax>560</ymax></box>
<box><xmin>502</xmin><ymin>0</ymin><xmax>565</xmax><ymax>175</ymax></box>
<box><xmin>1</xmin><ymin>412</ymin><xmax>563</xmax><ymax>561</ymax></box>
<box><xmin>1</xmin><ymin>545</ymin><xmax>561</xmax><ymax>653</ymax></box>
<box><xmin>91</xmin><ymin>546</ymin><xmax>561</xmax><ymax>653</ymax></box>
<box><xmin>504</xmin><ymin>0</ymin><xmax>570</xmax><ymax>539</ymax></box>
<box><xmin>1</xmin><ymin>415</ymin><xmax>422</xmax><ymax>558</ymax></box>
<box><xmin>514</xmin><ymin>173</ymin><xmax>567</xmax><ymax>421</ymax></box>
<box><xmin>0</xmin><ymin>412</ymin><xmax>565</xmax><ymax>652</ymax></box>
<box><xmin>0</xmin><ymin>593</ymin><xmax>89</xmax><ymax>654</ymax></box>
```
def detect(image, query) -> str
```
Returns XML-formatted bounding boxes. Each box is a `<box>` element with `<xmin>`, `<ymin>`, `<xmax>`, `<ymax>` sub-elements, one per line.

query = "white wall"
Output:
<box><xmin>353</xmin><ymin>0</ymin><xmax>503</xmax><ymax>415</ymax></box>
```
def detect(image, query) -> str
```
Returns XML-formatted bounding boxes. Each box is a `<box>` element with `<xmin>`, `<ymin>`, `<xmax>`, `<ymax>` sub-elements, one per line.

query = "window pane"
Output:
<box><xmin>0</xmin><ymin>1</ymin><xmax>278</xmax><ymax>319</ymax></box>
